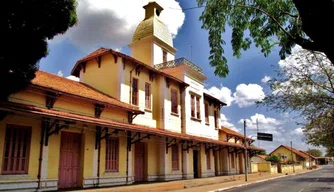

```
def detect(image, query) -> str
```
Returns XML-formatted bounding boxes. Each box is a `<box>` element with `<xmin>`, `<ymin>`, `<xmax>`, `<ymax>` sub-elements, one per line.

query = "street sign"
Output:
<box><xmin>257</xmin><ymin>132</ymin><xmax>273</xmax><ymax>141</ymax></box>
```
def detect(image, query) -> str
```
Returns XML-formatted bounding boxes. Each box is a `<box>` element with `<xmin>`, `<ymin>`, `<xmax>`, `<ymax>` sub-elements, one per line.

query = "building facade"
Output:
<box><xmin>0</xmin><ymin>1</ymin><xmax>263</xmax><ymax>191</ymax></box>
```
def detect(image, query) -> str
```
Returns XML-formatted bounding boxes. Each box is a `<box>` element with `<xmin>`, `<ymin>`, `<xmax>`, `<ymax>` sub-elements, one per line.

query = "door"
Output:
<box><xmin>58</xmin><ymin>132</ymin><xmax>81</xmax><ymax>188</ymax></box>
<box><xmin>193</xmin><ymin>150</ymin><xmax>199</xmax><ymax>178</ymax></box>
<box><xmin>134</xmin><ymin>142</ymin><xmax>145</xmax><ymax>182</ymax></box>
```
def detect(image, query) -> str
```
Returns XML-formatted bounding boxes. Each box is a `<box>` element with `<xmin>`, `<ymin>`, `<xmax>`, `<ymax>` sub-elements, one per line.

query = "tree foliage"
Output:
<box><xmin>306</xmin><ymin>149</ymin><xmax>323</xmax><ymax>157</ymax></box>
<box><xmin>0</xmin><ymin>0</ymin><xmax>77</xmax><ymax>100</ymax></box>
<box><xmin>259</xmin><ymin>46</ymin><xmax>334</xmax><ymax>150</ymax></box>
<box><xmin>197</xmin><ymin>0</ymin><xmax>334</xmax><ymax>77</ymax></box>
<box><xmin>265</xmin><ymin>155</ymin><xmax>281</xmax><ymax>163</ymax></box>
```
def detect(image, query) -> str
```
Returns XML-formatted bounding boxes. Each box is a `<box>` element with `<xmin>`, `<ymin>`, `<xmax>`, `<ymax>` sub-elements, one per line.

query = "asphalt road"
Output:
<box><xmin>224</xmin><ymin>165</ymin><xmax>334</xmax><ymax>192</ymax></box>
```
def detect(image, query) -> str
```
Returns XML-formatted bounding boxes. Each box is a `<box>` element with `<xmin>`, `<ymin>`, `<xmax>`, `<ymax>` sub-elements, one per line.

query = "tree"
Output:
<box><xmin>0</xmin><ymin>0</ymin><xmax>77</xmax><ymax>100</ymax></box>
<box><xmin>258</xmin><ymin>151</ymin><xmax>267</xmax><ymax>156</ymax></box>
<box><xmin>197</xmin><ymin>0</ymin><xmax>334</xmax><ymax>77</ymax></box>
<box><xmin>307</xmin><ymin>149</ymin><xmax>323</xmax><ymax>157</ymax></box>
<box><xmin>265</xmin><ymin>155</ymin><xmax>281</xmax><ymax>163</ymax></box>
<box><xmin>325</xmin><ymin>148</ymin><xmax>334</xmax><ymax>157</ymax></box>
<box><xmin>259</xmin><ymin>46</ymin><xmax>334</xmax><ymax>150</ymax></box>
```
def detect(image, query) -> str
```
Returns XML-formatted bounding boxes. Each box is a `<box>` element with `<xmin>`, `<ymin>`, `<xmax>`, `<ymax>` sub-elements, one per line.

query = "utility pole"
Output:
<box><xmin>244</xmin><ymin>120</ymin><xmax>248</xmax><ymax>181</ymax></box>
<box><xmin>290</xmin><ymin>141</ymin><xmax>295</xmax><ymax>173</ymax></box>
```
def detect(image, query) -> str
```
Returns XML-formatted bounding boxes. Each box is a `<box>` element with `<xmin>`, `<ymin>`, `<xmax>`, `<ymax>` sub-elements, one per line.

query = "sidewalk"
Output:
<box><xmin>72</xmin><ymin>169</ymin><xmax>319</xmax><ymax>192</ymax></box>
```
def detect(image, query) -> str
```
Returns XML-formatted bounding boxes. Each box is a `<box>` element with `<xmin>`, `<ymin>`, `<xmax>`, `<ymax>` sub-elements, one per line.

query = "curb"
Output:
<box><xmin>208</xmin><ymin>168</ymin><xmax>321</xmax><ymax>192</ymax></box>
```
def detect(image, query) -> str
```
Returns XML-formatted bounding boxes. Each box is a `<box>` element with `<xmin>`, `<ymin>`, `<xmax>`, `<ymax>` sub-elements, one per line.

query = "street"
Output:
<box><xmin>224</xmin><ymin>165</ymin><xmax>334</xmax><ymax>192</ymax></box>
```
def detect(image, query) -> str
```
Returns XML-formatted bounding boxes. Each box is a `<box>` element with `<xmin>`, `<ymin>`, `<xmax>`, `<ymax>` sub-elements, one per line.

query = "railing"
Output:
<box><xmin>155</xmin><ymin>57</ymin><xmax>203</xmax><ymax>74</ymax></box>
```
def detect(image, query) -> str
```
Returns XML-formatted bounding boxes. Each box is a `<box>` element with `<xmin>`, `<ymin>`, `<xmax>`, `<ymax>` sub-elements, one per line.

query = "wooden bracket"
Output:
<box><xmin>45</xmin><ymin>91</ymin><xmax>61</xmax><ymax>109</ymax></box>
<box><xmin>95</xmin><ymin>56</ymin><xmax>102</xmax><ymax>68</ymax></box>
<box><xmin>44</xmin><ymin>118</ymin><xmax>75</xmax><ymax>146</ymax></box>
<box><xmin>227</xmin><ymin>135</ymin><xmax>232</xmax><ymax>142</ymax></box>
<box><xmin>149</xmin><ymin>71</ymin><xmax>156</xmax><ymax>82</ymax></box>
<box><xmin>205</xmin><ymin>143</ymin><xmax>218</xmax><ymax>151</ymax></box>
<box><xmin>122</xmin><ymin>58</ymin><xmax>126</xmax><ymax>70</ymax></box>
<box><xmin>165</xmin><ymin>77</ymin><xmax>172</xmax><ymax>88</ymax></box>
<box><xmin>135</xmin><ymin>65</ymin><xmax>144</xmax><ymax>76</ymax></box>
<box><xmin>94</xmin><ymin>104</ymin><xmax>105</xmax><ymax>118</ymax></box>
<box><xmin>112</xmin><ymin>54</ymin><xmax>118</xmax><ymax>63</ymax></box>
<box><xmin>82</xmin><ymin>62</ymin><xmax>86</xmax><ymax>73</ymax></box>
<box><xmin>182</xmin><ymin>141</ymin><xmax>200</xmax><ymax>153</ymax></box>
<box><xmin>95</xmin><ymin>127</ymin><xmax>118</xmax><ymax>149</ymax></box>
<box><xmin>179</xmin><ymin>84</ymin><xmax>186</xmax><ymax>93</ymax></box>
<box><xmin>0</xmin><ymin>110</ymin><xmax>10</xmax><ymax>121</ymax></box>
<box><xmin>166</xmin><ymin>138</ymin><xmax>176</xmax><ymax>153</ymax></box>
<box><xmin>128</xmin><ymin>112</ymin><xmax>138</xmax><ymax>124</ymax></box>
<box><xmin>131</xmin><ymin>132</ymin><xmax>152</xmax><ymax>145</ymax></box>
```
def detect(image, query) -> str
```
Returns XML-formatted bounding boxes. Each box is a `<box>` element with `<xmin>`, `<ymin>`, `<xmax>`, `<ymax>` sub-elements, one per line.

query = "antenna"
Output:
<box><xmin>190</xmin><ymin>45</ymin><xmax>193</xmax><ymax>61</ymax></box>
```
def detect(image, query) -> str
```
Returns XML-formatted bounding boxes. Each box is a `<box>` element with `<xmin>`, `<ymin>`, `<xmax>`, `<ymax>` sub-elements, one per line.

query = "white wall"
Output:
<box><xmin>183</xmin><ymin>76</ymin><xmax>219</xmax><ymax>140</ymax></box>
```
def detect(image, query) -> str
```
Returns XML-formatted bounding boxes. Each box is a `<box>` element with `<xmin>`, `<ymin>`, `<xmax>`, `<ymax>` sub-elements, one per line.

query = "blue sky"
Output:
<box><xmin>39</xmin><ymin>0</ymin><xmax>323</xmax><ymax>154</ymax></box>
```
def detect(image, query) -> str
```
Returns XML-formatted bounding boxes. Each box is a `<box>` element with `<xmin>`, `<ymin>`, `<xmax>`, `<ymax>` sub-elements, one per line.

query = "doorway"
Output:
<box><xmin>134</xmin><ymin>142</ymin><xmax>145</xmax><ymax>182</ymax></box>
<box><xmin>58</xmin><ymin>132</ymin><xmax>81</xmax><ymax>189</ymax></box>
<box><xmin>193</xmin><ymin>150</ymin><xmax>199</xmax><ymax>178</ymax></box>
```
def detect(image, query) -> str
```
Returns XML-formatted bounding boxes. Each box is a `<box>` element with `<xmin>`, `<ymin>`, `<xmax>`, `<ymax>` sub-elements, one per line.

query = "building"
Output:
<box><xmin>251</xmin><ymin>155</ymin><xmax>268</xmax><ymax>164</ymax></box>
<box><xmin>269</xmin><ymin>145</ymin><xmax>316</xmax><ymax>168</ymax></box>
<box><xmin>0</xmin><ymin>1</ymin><xmax>263</xmax><ymax>191</ymax></box>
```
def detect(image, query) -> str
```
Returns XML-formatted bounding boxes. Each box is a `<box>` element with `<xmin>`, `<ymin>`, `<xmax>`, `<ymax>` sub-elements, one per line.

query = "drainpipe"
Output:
<box><xmin>37</xmin><ymin>119</ymin><xmax>46</xmax><ymax>190</ymax></box>
<box><xmin>129</xmin><ymin>64</ymin><xmax>137</xmax><ymax>104</ymax></box>
<box><xmin>97</xmin><ymin>126</ymin><xmax>101</xmax><ymax>187</ymax></box>
<box><xmin>126</xmin><ymin>131</ymin><xmax>131</xmax><ymax>184</ymax></box>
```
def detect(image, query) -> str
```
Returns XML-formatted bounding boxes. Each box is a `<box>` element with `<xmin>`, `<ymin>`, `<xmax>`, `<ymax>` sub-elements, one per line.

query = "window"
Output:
<box><xmin>204</xmin><ymin>103</ymin><xmax>209</xmax><ymax>124</ymax></box>
<box><xmin>196</xmin><ymin>97</ymin><xmax>201</xmax><ymax>119</ymax></box>
<box><xmin>2</xmin><ymin>124</ymin><xmax>31</xmax><ymax>174</ymax></box>
<box><xmin>105</xmin><ymin>137</ymin><xmax>119</xmax><ymax>172</ymax></box>
<box><xmin>145</xmin><ymin>83</ymin><xmax>151</xmax><ymax>109</ymax></box>
<box><xmin>214</xmin><ymin>110</ymin><xmax>218</xmax><ymax>129</ymax></box>
<box><xmin>132</xmin><ymin>78</ymin><xmax>138</xmax><ymax>105</ymax></box>
<box><xmin>191</xmin><ymin>95</ymin><xmax>195</xmax><ymax>117</ymax></box>
<box><xmin>231</xmin><ymin>153</ymin><xmax>235</xmax><ymax>168</ymax></box>
<box><xmin>172</xmin><ymin>144</ymin><xmax>179</xmax><ymax>170</ymax></box>
<box><xmin>206</xmin><ymin>149</ymin><xmax>211</xmax><ymax>170</ymax></box>
<box><xmin>190</xmin><ymin>94</ymin><xmax>201</xmax><ymax>120</ymax></box>
<box><xmin>163</xmin><ymin>50</ymin><xmax>167</xmax><ymax>63</ymax></box>
<box><xmin>171</xmin><ymin>89</ymin><xmax>178</xmax><ymax>114</ymax></box>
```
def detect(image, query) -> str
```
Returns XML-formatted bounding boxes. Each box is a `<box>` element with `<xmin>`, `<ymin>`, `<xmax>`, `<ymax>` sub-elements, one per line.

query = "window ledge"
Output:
<box><xmin>144</xmin><ymin>108</ymin><xmax>152</xmax><ymax>113</ymax></box>
<box><xmin>171</xmin><ymin>112</ymin><xmax>179</xmax><ymax>117</ymax></box>
<box><xmin>205</xmin><ymin>122</ymin><xmax>210</xmax><ymax>126</ymax></box>
<box><xmin>191</xmin><ymin>117</ymin><xmax>202</xmax><ymax>122</ymax></box>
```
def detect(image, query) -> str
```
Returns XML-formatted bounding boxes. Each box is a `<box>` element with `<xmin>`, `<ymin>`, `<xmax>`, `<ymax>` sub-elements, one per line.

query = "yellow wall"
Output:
<box><xmin>0</xmin><ymin>115</ymin><xmax>41</xmax><ymax>180</ymax></box>
<box><xmin>164</xmin><ymin>82</ymin><xmax>181</xmax><ymax>133</ymax></box>
<box><xmin>147</xmin><ymin>141</ymin><xmax>158</xmax><ymax>175</ymax></box>
<box><xmin>271</xmin><ymin>147</ymin><xmax>298</xmax><ymax>163</ymax></box>
<box><xmin>258</xmin><ymin>162</ymin><xmax>271</xmax><ymax>172</ymax></box>
<box><xmin>130</xmin><ymin>40</ymin><xmax>153</xmax><ymax>66</ymax></box>
<box><xmin>80</xmin><ymin>54</ymin><xmax>120</xmax><ymax>99</ymax></box>
<box><xmin>8</xmin><ymin>88</ymin><xmax>45</xmax><ymax>108</ymax></box>
<box><xmin>251</xmin><ymin>163</ymin><xmax>258</xmax><ymax>173</ymax></box>
<box><xmin>101</xmin><ymin>130</ymin><xmax>128</xmax><ymax>177</ymax></box>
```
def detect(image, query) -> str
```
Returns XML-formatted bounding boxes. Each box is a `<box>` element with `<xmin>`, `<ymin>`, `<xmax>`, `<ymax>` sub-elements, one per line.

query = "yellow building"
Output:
<box><xmin>269</xmin><ymin>145</ymin><xmax>316</xmax><ymax>168</ymax></box>
<box><xmin>0</xmin><ymin>1</ymin><xmax>263</xmax><ymax>191</ymax></box>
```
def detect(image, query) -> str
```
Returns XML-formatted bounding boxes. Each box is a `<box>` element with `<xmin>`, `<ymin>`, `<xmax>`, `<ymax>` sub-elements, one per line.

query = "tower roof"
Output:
<box><xmin>132</xmin><ymin>1</ymin><xmax>173</xmax><ymax>47</ymax></box>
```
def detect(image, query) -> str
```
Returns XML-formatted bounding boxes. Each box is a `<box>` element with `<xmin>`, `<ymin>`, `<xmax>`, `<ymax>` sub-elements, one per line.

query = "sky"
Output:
<box><xmin>39</xmin><ymin>0</ymin><xmax>324</xmax><ymax>154</ymax></box>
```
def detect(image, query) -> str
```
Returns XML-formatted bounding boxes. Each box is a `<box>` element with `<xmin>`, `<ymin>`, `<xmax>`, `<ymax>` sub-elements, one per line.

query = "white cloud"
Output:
<box><xmin>220</xmin><ymin>113</ymin><xmax>239</xmax><ymax>132</ymax></box>
<box><xmin>261</xmin><ymin>75</ymin><xmax>271</xmax><ymax>83</ymax></box>
<box><xmin>291</xmin><ymin>127</ymin><xmax>304</xmax><ymax>136</ymax></box>
<box><xmin>57</xmin><ymin>70</ymin><xmax>64</xmax><ymax>77</ymax></box>
<box><xmin>239</xmin><ymin>113</ymin><xmax>281</xmax><ymax>131</ymax></box>
<box><xmin>204</xmin><ymin>85</ymin><xmax>234</xmax><ymax>106</ymax></box>
<box><xmin>50</xmin><ymin>0</ymin><xmax>185</xmax><ymax>51</ymax></box>
<box><xmin>233</xmin><ymin>84</ymin><xmax>265</xmax><ymax>108</ymax></box>
<box><xmin>66</xmin><ymin>75</ymin><xmax>80</xmax><ymax>82</ymax></box>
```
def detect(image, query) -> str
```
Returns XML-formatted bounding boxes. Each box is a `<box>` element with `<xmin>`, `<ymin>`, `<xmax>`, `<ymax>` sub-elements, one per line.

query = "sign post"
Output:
<box><xmin>257</xmin><ymin>132</ymin><xmax>273</xmax><ymax>141</ymax></box>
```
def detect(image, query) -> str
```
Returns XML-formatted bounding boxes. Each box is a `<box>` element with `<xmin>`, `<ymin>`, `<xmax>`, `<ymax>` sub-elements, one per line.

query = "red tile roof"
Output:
<box><xmin>71</xmin><ymin>48</ymin><xmax>188</xmax><ymax>87</ymax></box>
<box><xmin>299</xmin><ymin>150</ymin><xmax>317</xmax><ymax>159</ymax></box>
<box><xmin>270</xmin><ymin>145</ymin><xmax>309</xmax><ymax>159</ymax></box>
<box><xmin>257</xmin><ymin>155</ymin><xmax>268</xmax><ymax>160</ymax></box>
<box><xmin>0</xmin><ymin>101</ymin><xmax>263</xmax><ymax>151</ymax></box>
<box><xmin>220</xmin><ymin>126</ymin><xmax>254</xmax><ymax>141</ymax></box>
<box><xmin>31</xmin><ymin>71</ymin><xmax>142</xmax><ymax>113</ymax></box>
